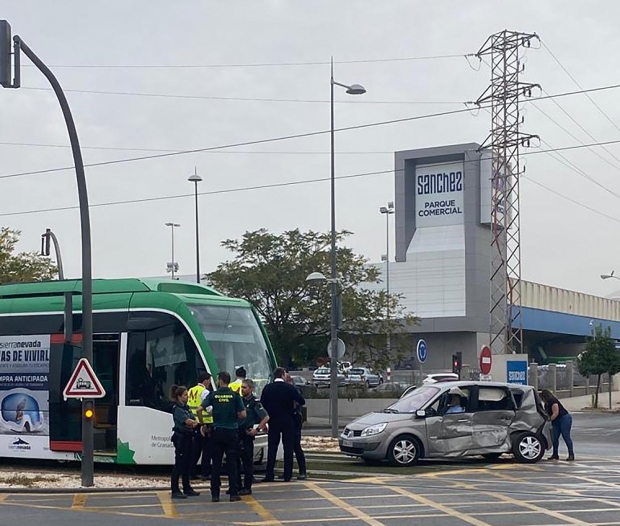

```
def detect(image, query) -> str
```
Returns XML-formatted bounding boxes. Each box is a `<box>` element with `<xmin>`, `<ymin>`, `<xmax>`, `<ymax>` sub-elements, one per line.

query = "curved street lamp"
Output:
<box><xmin>327</xmin><ymin>60</ymin><xmax>366</xmax><ymax>438</ymax></box>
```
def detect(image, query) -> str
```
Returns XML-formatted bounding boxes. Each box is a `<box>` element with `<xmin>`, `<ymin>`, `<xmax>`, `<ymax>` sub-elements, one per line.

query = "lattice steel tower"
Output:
<box><xmin>475</xmin><ymin>30</ymin><xmax>539</xmax><ymax>355</ymax></box>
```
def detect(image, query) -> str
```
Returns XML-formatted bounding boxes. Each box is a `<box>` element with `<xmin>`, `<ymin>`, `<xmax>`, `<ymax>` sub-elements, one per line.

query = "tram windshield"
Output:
<box><xmin>188</xmin><ymin>304</ymin><xmax>274</xmax><ymax>395</ymax></box>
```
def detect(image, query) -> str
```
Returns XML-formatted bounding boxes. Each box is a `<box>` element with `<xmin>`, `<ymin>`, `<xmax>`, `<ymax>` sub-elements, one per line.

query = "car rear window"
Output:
<box><xmin>315</xmin><ymin>368</ymin><xmax>329</xmax><ymax>374</ymax></box>
<box><xmin>477</xmin><ymin>387</ymin><xmax>513</xmax><ymax>411</ymax></box>
<box><xmin>350</xmin><ymin>368</ymin><xmax>365</xmax><ymax>374</ymax></box>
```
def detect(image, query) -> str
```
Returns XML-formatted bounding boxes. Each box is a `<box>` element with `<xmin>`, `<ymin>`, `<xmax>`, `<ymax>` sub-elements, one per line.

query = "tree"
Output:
<box><xmin>207</xmin><ymin>228</ymin><xmax>417</xmax><ymax>371</ymax></box>
<box><xmin>0</xmin><ymin>227</ymin><xmax>57</xmax><ymax>284</ymax></box>
<box><xmin>576</xmin><ymin>324</ymin><xmax>620</xmax><ymax>409</ymax></box>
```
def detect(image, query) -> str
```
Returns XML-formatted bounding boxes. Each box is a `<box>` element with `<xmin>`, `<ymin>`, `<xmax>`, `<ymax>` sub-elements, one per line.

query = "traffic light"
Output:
<box><xmin>83</xmin><ymin>400</ymin><xmax>95</xmax><ymax>420</ymax></box>
<box><xmin>0</xmin><ymin>21</ymin><xmax>12</xmax><ymax>88</ymax></box>
<box><xmin>452</xmin><ymin>352</ymin><xmax>462</xmax><ymax>376</ymax></box>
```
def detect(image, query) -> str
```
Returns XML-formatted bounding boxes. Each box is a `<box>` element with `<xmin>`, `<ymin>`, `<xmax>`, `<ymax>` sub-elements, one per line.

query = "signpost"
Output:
<box><xmin>417</xmin><ymin>339</ymin><xmax>427</xmax><ymax>384</ymax></box>
<box><xmin>327</xmin><ymin>338</ymin><xmax>346</xmax><ymax>360</ymax></box>
<box><xmin>480</xmin><ymin>345</ymin><xmax>492</xmax><ymax>378</ymax></box>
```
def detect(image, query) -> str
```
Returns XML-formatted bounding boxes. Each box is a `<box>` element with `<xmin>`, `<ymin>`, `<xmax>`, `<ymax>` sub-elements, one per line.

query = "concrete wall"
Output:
<box><xmin>306</xmin><ymin>398</ymin><xmax>397</xmax><ymax>419</ymax></box>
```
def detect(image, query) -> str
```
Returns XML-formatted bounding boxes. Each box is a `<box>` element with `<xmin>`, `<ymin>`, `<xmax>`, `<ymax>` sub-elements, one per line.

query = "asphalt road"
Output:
<box><xmin>0</xmin><ymin>412</ymin><xmax>618</xmax><ymax>526</ymax></box>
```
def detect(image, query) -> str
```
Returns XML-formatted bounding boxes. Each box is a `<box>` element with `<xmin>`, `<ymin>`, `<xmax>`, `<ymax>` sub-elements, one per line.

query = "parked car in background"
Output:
<box><xmin>348</xmin><ymin>367</ymin><xmax>383</xmax><ymax>388</ymax></box>
<box><xmin>340</xmin><ymin>381</ymin><xmax>552</xmax><ymax>466</ymax></box>
<box><xmin>312</xmin><ymin>366</ymin><xmax>347</xmax><ymax>387</ymax></box>
<box><xmin>371</xmin><ymin>382</ymin><xmax>409</xmax><ymax>396</ymax></box>
<box><xmin>423</xmin><ymin>373</ymin><xmax>459</xmax><ymax>384</ymax></box>
<box><xmin>291</xmin><ymin>375</ymin><xmax>310</xmax><ymax>387</ymax></box>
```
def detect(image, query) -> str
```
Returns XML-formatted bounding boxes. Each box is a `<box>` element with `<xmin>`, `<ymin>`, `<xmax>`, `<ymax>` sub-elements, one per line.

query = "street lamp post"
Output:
<box><xmin>165</xmin><ymin>222</ymin><xmax>180</xmax><ymax>280</ymax></box>
<box><xmin>380</xmin><ymin>202</ymin><xmax>395</xmax><ymax>359</ymax></box>
<box><xmin>328</xmin><ymin>60</ymin><xmax>366</xmax><ymax>438</ymax></box>
<box><xmin>601</xmin><ymin>271</ymin><xmax>620</xmax><ymax>281</ymax></box>
<box><xmin>188</xmin><ymin>168</ymin><xmax>203</xmax><ymax>284</ymax></box>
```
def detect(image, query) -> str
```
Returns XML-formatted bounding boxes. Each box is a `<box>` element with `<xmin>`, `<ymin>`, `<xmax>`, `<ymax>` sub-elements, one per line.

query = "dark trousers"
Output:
<box><xmin>191</xmin><ymin>426</ymin><xmax>213</xmax><ymax>477</ymax></box>
<box><xmin>170</xmin><ymin>432</ymin><xmax>193</xmax><ymax>493</ymax></box>
<box><xmin>293</xmin><ymin>414</ymin><xmax>306</xmax><ymax>475</ymax></box>
<box><xmin>552</xmin><ymin>414</ymin><xmax>574</xmax><ymax>456</ymax></box>
<box><xmin>237</xmin><ymin>432</ymin><xmax>255</xmax><ymax>490</ymax></box>
<box><xmin>210</xmin><ymin>427</ymin><xmax>240</xmax><ymax>497</ymax></box>
<box><xmin>265</xmin><ymin>419</ymin><xmax>294</xmax><ymax>481</ymax></box>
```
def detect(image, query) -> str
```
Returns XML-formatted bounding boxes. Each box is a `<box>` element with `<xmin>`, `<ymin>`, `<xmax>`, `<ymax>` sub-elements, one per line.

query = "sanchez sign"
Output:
<box><xmin>415</xmin><ymin>161</ymin><xmax>464</xmax><ymax>228</ymax></box>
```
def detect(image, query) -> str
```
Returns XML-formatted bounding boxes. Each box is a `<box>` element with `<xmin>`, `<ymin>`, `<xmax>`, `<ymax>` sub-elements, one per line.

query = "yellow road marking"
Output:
<box><xmin>244</xmin><ymin>495</ymin><xmax>282</xmax><ymax>526</ymax></box>
<box><xmin>305</xmin><ymin>482</ymin><xmax>385</xmax><ymax>526</ymax></box>
<box><xmin>493</xmin><ymin>491</ymin><xmax>589</xmax><ymax>525</ymax></box>
<box><xmin>155</xmin><ymin>490</ymin><xmax>178</xmax><ymax>518</ymax></box>
<box><xmin>71</xmin><ymin>494</ymin><xmax>87</xmax><ymax>509</ymax></box>
<box><xmin>387</xmin><ymin>485</ymin><xmax>493</xmax><ymax>526</ymax></box>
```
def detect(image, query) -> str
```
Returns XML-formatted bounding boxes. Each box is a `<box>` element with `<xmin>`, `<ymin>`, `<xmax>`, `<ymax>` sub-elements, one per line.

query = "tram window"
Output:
<box><xmin>126</xmin><ymin>316</ymin><xmax>203</xmax><ymax>411</ymax></box>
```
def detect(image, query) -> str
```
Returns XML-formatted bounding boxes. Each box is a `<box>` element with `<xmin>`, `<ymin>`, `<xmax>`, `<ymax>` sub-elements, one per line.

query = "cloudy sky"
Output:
<box><xmin>1</xmin><ymin>1</ymin><xmax>620</xmax><ymax>298</ymax></box>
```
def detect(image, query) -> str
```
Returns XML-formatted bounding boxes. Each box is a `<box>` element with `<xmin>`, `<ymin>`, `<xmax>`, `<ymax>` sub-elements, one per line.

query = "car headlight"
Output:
<box><xmin>360</xmin><ymin>423</ymin><xmax>387</xmax><ymax>437</ymax></box>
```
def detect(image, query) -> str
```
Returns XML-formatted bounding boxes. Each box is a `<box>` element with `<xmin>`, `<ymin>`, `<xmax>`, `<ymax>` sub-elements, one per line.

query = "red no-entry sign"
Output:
<box><xmin>480</xmin><ymin>345</ymin><xmax>492</xmax><ymax>375</ymax></box>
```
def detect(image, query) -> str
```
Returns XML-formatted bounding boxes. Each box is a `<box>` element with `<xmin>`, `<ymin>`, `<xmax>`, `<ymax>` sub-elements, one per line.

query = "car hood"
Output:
<box><xmin>348</xmin><ymin>411</ymin><xmax>413</xmax><ymax>428</ymax></box>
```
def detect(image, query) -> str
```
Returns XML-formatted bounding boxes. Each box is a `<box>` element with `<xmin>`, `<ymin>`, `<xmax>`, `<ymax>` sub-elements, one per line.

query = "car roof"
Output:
<box><xmin>429</xmin><ymin>380</ymin><xmax>532</xmax><ymax>390</ymax></box>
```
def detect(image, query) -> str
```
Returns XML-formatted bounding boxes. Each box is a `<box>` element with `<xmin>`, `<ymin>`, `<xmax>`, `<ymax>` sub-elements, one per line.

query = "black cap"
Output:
<box><xmin>235</xmin><ymin>367</ymin><xmax>247</xmax><ymax>378</ymax></box>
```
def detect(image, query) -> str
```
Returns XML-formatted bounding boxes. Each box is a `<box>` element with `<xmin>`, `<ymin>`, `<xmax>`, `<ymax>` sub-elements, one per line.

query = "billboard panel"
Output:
<box><xmin>415</xmin><ymin>161</ymin><xmax>464</xmax><ymax>228</ymax></box>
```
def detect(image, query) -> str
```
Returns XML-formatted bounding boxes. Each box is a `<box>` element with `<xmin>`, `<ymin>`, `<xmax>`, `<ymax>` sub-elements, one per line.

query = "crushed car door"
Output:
<box><xmin>471</xmin><ymin>386</ymin><xmax>516</xmax><ymax>452</ymax></box>
<box><xmin>425</xmin><ymin>387</ymin><xmax>474</xmax><ymax>457</ymax></box>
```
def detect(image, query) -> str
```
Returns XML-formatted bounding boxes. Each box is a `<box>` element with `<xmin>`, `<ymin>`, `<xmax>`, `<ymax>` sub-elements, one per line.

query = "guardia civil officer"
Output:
<box><xmin>199</xmin><ymin>371</ymin><xmax>246</xmax><ymax>502</ymax></box>
<box><xmin>187</xmin><ymin>372</ymin><xmax>213</xmax><ymax>480</ymax></box>
<box><xmin>260</xmin><ymin>367</ymin><xmax>305</xmax><ymax>482</ymax></box>
<box><xmin>169</xmin><ymin>385</ymin><xmax>200</xmax><ymax>499</ymax></box>
<box><xmin>229</xmin><ymin>366</ymin><xmax>247</xmax><ymax>395</ymax></box>
<box><xmin>237</xmin><ymin>379</ymin><xmax>269</xmax><ymax>495</ymax></box>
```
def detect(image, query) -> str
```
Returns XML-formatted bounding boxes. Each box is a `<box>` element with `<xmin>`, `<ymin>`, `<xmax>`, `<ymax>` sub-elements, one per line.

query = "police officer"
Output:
<box><xmin>237</xmin><ymin>379</ymin><xmax>269</xmax><ymax>495</ymax></box>
<box><xmin>169</xmin><ymin>385</ymin><xmax>200</xmax><ymax>499</ymax></box>
<box><xmin>229</xmin><ymin>367</ymin><xmax>247</xmax><ymax>395</ymax></box>
<box><xmin>187</xmin><ymin>372</ymin><xmax>213</xmax><ymax>480</ymax></box>
<box><xmin>199</xmin><ymin>371</ymin><xmax>246</xmax><ymax>502</ymax></box>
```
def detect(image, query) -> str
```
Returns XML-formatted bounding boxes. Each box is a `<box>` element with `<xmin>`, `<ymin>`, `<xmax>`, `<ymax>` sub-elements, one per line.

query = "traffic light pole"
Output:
<box><xmin>1</xmin><ymin>25</ymin><xmax>94</xmax><ymax>488</ymax></box>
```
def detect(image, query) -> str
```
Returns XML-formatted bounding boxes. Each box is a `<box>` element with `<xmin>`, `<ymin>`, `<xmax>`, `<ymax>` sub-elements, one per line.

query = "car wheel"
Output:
<box><xmin>364</xmin><ymin>380</ymin><xmax>370</xmax><ymax>389</ymax></box>
<box><xmin>512</xmin><ymin>432</ymin><xmax>545</xmax><ymax>463</ymax></box>
<box><xmin>387</xmin><ymin>435</ymin><xmax>420</xmax><ymax>467</ymax></box>
<box><xmin>482</xmin><ymin>453</ymin><xmax>503</xmax><ymax>461</ymax></box>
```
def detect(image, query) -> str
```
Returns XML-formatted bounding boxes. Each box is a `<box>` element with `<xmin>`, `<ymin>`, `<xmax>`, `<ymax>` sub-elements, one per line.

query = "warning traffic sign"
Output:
<box><xmin>63</xmin><ymin>358</ymin><xmax>106</xmax><ymax>399</ymax></box>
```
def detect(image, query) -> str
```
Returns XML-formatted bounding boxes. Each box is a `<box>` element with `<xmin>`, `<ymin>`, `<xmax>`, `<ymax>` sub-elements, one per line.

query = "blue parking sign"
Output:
<box><xmin>416</xmin><ymin>339</ymin><xmax>427</xmax><ymax>364</ymax></box>
<box><xmin>506</xmin><ymin>360</ymin><xmax>527</xmax><ymax>385</ymax></box>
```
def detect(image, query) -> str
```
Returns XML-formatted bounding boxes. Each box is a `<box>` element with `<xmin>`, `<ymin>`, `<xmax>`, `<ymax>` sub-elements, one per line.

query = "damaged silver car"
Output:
<box><xmin>340</xmin><ymin>381</ymin><xmax>552</xmax><ymax>466</ymax></box>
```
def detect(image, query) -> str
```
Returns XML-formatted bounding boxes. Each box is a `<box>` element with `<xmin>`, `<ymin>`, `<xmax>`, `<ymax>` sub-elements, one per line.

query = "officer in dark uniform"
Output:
<box><xmin>200</xmin><ymin>371</ymin><xmax>246</xmax><ymax>502</ymax></box>
<box><xmin>237</xmin><ymin>379</ymin><xmax>269</xmax><ymax>495</ymax></box>
<box><xmin>260</xmin><ymin>367</ymin><xmax>305</xmax><ymax>482</ymax></box>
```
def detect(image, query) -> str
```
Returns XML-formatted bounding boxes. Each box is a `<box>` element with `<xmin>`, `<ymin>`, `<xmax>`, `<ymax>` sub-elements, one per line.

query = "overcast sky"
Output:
<box><xmin>2</xmin><ymin>1</ymin><xmax>620</xmax><ymax>298</ymax></box>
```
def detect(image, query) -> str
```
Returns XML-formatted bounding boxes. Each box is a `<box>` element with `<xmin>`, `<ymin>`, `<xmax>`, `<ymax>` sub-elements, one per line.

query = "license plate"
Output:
<box><xmin>342</xmin><ymin>439</ymin><xmax>353</xmax><ymax>447</ymax></box>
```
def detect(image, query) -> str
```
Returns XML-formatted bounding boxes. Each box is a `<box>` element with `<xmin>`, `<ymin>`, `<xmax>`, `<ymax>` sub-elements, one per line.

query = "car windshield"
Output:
<box><xmin>385</xmin><ymin>386</ymin><xmax>440</xmax><ymax>413</ymax></box>
<box><xmin>188</xmin><ymin>304</ymin><xmax>274</xmax><ymax>395</ymax></box>
<box><xmin>350</xmin><ymin>368</ymin><xmax>365</xmax><ymax>375</ymax></box>
<box><xmin>315</xmin><ymin>368</ymin><xmax>330</xmax><ymax>374</ymax></box>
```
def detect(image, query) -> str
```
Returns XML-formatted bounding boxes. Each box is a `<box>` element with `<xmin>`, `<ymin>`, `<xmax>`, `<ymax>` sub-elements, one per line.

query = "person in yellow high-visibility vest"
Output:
<box><xmin>187</xmin><ymin>372</ymin><xmax>213</xmax><ymax>480</ymax></box>
<box><xmin>229</xmin><ymin>367</ymin><xmax>246</xmax><ymax>395</ymax></box>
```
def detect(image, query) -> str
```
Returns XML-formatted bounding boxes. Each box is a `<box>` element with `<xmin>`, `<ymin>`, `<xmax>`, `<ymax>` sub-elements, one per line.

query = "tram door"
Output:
<box><xmin>49</xmin><ymin>334</ymin><xmax>120</xmax><ymax>454</ymax></box>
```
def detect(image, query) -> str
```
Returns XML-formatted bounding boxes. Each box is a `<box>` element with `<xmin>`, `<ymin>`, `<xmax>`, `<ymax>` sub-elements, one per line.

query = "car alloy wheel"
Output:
<box><xmin>513</xmin><ymin>432</ymin><xmax>544</xmax><ymax>463</ymax></box>
<box><xmin>388</xmin><ymin>435</ymin><xmax>420</xmax><ymax>466</ymax></box>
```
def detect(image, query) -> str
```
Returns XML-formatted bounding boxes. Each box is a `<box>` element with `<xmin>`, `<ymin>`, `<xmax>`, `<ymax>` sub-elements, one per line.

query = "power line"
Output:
<box><xmin>3</xmin><ymin>82</ymin><xmax>620</xmax><ymax>182</ymax></box>
<box><xmin>530</xmin><ymin>101</ymin><xmax>620</xmax><ymax>174</ymax></box>
<box><xmin>541</xmin><ymin>40</ymin><xmax>620</xmax><ymax>134</ymax></box>
<box><xmin>4</xmin><ymin>140</ymin><xmax>620</xmax><ymax>218</ymax></box>
<box><xmin>20</xmin><ymin>53</ymin><xmax>472</xmax><ymax>69</ymax></box>
<box><xmin>0</xmin><ymin>105</ymin><xmax>481</xmax><ymax>181</ymax></box>
<box><xmin>0</xmin><ymin>167</ymin><xmax>395</xmax><ymax>217</ymax></box>
<box><xmin>20</xmin><ymin>86</ymin><xmax>462</xmax><ymax>105</ymax></box>
<box><xmin>523</xmin><ymin>176</ymin><xmax>620</xmax><ymax>225</ymax></box>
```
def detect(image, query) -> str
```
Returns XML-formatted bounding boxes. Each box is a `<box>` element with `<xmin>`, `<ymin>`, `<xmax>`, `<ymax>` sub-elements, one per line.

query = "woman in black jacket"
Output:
<box><xmin>170</xmin><ymin>384</ymin><xmax>201</xmax><ymax>499</ymax></box>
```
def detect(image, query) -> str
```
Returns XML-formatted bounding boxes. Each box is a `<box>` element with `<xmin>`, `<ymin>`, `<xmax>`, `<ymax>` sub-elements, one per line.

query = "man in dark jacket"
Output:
<box><xmin>259</xmin><ymin>367</ymin><xmax>305</xmax><ymax>482</ymax></box>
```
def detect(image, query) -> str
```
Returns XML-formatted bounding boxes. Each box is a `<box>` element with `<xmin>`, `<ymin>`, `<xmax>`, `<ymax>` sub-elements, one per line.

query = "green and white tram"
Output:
<box><xmin>0</xmin><ymin>278</ymin><xmax>277</xmax><ymax>465</ymax></box>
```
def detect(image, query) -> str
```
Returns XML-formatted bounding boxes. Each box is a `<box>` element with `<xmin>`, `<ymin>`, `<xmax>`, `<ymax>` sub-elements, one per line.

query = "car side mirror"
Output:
<box><xmin>415</xmin><ymin>409</ymin><xmax>426</xmax><ymax>418</ymax></box>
